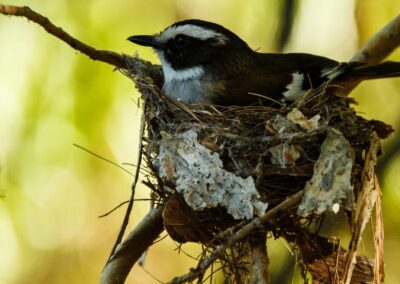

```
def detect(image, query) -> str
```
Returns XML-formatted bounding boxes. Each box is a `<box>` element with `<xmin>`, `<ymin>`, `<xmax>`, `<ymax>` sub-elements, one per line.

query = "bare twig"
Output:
<box><xmin>342</xmin><ymin>134</ymin><xmax>380</xmax><ymax>284</ymax></box>
<box><xmin>99</xmin><ymin>205</ymin><xmax>165</xmax><ymax>284</ymax></box>
<box><xmin>373</xmin><ymin>175</ymin><xmax>385</xmax><ymax>284</ymax></box>
<box><xmin>168</xmin><ymin>190</ymin><xmax>304</xmax><ymax>284</ymax></box>
<box><xmin>73</xmin><ymin>144</ymin><xmax>133</xmax><ymax>176</ymax></box>
<box><xmin>105</xmin><ymin>100</ymin><xmax>148</xmax><ymax>265</ymax></box>
<box><xmin>98</xmin><ymin>201</ymin><xmax>130</xmax><ymax>218</ymax></box>
<box><xmin>0</xmin><ymin>4</ymin><xmax>130</xmax><ymax>68</ymax></box>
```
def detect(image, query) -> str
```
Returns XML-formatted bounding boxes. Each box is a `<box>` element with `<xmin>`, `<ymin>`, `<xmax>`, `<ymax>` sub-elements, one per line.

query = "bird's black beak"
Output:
<box><xmin>127</xmin><ymin>35</ymin><xmax>164</xmax><ymax>49</ymax></box>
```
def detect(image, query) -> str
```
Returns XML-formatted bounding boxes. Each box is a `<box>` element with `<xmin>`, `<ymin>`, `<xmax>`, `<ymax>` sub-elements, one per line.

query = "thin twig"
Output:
<box><xmin>333</xmin><ymin>238</ymin><xmax>341</xmax><ymax>283</ymax></box>
<box><xmin>0</xmin><ymin>4</ymin><xmax>129</xmax><ymax>68</ymax></box>
<box><xmin>98</xmin><ymin>199</ymin><xmax>159</xmax><ymax>218</ymax></box>
<box><xmin>98</xmin><ymin>201</ymin><xmax>130</xmax><ymax>218</ymax></box>
<box><xmin>104</xmin><ymin>101</ymin><xmax>147</xmax><ymax>265</ymax></box>
<box><xmin>73</xmin><ymin>144</ymin><xmax>133</xmax><ymax>176</ymax></box>
<box><xmin>168</xmin><ymin>190</ymin><xmax>304</xmax><ymax>284</ymax></box>
<box><xmin>373</xmin><ymin>175</ymin><xmax>384</xmax><ymax>284</ymax></box>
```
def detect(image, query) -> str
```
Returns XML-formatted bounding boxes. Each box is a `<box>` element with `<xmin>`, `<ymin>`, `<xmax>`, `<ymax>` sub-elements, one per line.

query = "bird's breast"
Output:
<box><xmin>163</xmin><ymin>78</ymin><xmax>216</xmax><ymax>104</ymax></box>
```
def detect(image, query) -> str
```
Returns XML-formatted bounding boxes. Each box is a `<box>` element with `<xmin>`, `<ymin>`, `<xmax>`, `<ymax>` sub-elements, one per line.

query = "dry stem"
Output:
<box><xmin>373</xmin><ymin>175</ymin><xmax>385</xmax><ymax>284</ymax></box>
<box><xmin>342</xmin><ymin>134</ymin><xmax>380</xmax><ymax>284</ymax></box>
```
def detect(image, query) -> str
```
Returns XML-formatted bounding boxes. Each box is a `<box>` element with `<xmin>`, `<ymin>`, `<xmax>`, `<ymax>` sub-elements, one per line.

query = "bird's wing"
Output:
<box><xmin>215</xmin><ymin>53</ymin><xmax>340</xmax><ymax>106</ymax></box>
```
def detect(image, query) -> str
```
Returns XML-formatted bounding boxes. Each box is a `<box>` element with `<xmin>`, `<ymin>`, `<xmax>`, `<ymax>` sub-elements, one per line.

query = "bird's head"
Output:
<box><xmin>128</xmin><ymin>19</ymin><xmax>253</xmax><ymax>82</ymax></box>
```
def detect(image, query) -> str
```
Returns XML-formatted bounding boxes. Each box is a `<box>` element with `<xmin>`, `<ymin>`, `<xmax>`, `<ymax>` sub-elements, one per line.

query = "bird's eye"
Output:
<box><xmin>174</xmin><ymin>35</ymin><xmax>189</xmax><ymax>48</ymax></box>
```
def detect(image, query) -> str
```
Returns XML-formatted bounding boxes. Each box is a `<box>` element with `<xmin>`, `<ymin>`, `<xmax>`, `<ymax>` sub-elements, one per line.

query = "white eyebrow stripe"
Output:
<box><xmin>156</xmin><ymin>24</ymin><xmax>228</xmax><ymax>45</ymax></box>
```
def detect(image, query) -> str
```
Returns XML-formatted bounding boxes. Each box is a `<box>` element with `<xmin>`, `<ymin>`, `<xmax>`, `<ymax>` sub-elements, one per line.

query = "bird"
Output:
<box><xmin>128</xmin><ymin>19</ymin><xmax>400</xmax><ymax>106</ymax></box>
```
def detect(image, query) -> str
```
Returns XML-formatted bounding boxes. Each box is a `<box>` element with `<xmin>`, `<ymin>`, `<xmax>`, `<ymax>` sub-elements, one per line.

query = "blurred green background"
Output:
<box><xmin>1</xmin><ymin>0</ymin><xmax>400</xmax><ymax>283</ymax></box>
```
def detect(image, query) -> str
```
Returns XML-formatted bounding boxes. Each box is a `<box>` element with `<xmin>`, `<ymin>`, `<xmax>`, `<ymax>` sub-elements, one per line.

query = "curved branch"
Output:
<box><xmin>100</xmin><ymin>206</ymin><xmax>165</xmax><ymax>284</ymax></box>
<box><xmin>336</xmin><ymin>14</ymin><xmax>400</xmax><ymax>95</ymax></box>
<box><xmin>351</xmin><ymin>14</ymin><xmax>400</xmax><ymax>64</ymax></box>
<box><xmin>0</xmin><ymin>4</ymin><xmax>128</xmax><ymax>68</ymax></box>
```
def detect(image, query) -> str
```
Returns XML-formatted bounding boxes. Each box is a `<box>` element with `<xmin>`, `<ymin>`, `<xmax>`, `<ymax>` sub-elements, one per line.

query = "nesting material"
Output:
<box><xmin>268</xmin><ymin>143</ymin><xmax>301</xmax><ymax>167</ymax></box>
<box><xmin>157</xmin><ymin>129</ymin><xmax>268</xmax><ymax>220</ymax></box>
<box><xmin>127</xmin><ymin>65</ymin><xmax>393</xmax><ymax>244</ymax></box>
<box><xmin>287</xmin><ymin>108</ymin><xmax>321</xmax><ymax>132</ymax></box>
<box><xmin>297</xmin><ymin>128</ymin><xmax>354</xmax><ymax>216</ymax></box>
<box><xmin>124</xmin><ymin>67</ymin><xmax>393</xmax><ymax>282</ymax></box>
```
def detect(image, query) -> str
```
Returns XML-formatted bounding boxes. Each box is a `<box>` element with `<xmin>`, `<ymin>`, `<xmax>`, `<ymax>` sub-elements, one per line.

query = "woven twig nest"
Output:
<box><xmin>124</xmin><ymin>64</ymin><xmax>392</xmax><ymax>282</ymax></box>
<box><xmin>134</xmin><ymin>80</ymin><xmax>391</xmax><ymax>241</ymax></box>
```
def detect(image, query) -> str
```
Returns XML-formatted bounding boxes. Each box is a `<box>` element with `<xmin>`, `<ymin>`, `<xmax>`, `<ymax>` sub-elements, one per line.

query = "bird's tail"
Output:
<box><xmin>347</xmin><ymin>61</ymin><xmax>400</xmax><ymax>80</ymax></box>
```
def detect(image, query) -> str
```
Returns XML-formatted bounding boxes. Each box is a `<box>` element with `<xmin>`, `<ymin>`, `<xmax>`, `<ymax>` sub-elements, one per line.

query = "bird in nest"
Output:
<box><xmin>128</xmin><ymin>19</ymin><xmax>400</xmax><ymax>106</ymax></box>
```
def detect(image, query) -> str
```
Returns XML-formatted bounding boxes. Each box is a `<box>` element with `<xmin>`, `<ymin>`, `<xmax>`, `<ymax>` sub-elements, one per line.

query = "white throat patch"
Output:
<box><xmin>156</xmin><ymin>24</ymin><xmax>228</xmax><ymax>45</ymax></box>
<box><xmin>157</xmin><ymin>51</ymin><xmax>204</xmax><ymax>83</ymax></box>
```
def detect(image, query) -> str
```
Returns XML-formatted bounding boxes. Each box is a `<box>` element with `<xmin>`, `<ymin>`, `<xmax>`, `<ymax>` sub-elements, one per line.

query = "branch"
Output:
<box><xmin>100</xmin><ymin>206</ymin><xmax>165</xmax><ymax>284</ymax></box>
<box><xmin>351</xmin><ymin>14</ymin><xmax>400</xmax><ymax>64</ymax></box>
<box><xmin>168</xmin><ymin>190</ymin><xmax>304</xmax><ymax>284</ymax></box>
<box><xmin>334</xmin><ymin>14</ymin><xmax>400</xmax><ymax>96</ymax></box>
<box><xmin>249</xmin><ymin>232</ymin><xmax>270</xmax><ymax>284</ymax></box>
<box><xmin>0</xmin><ymin>4</ymin><xmax>128</xmax><ymax>69</ymax></box>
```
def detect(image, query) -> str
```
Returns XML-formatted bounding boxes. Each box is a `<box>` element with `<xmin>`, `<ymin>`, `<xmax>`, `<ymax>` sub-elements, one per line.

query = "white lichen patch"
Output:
<box><xmin>297</xmin><ymin>128</ymin><xmax>354</xmax><ymax>216</ymax></box>
<box><xmin>157</xmin><ymin>130</ymin><xmax>268</xmax><ymax>220</ymax></box>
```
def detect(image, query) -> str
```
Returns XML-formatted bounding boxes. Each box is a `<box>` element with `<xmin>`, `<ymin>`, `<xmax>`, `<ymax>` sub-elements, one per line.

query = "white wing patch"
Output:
<box><xmin>321</xmin><ymin>64</ymin><xmax>347</xmax><ymax>80</ymax></box>
<box><xmin>282</xmin><ymin>72</ymin><xmax>306</xmax><ymax>101</ymax></box>
<box><xmin>157</xmin><ymin>24</ymin><xmax>228</xmax><ymax>45</ymax></box>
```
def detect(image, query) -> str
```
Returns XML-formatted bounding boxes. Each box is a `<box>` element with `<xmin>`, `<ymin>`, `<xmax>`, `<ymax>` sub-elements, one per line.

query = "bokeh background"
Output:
<box><xmin>1</xmin><ymin>0</ymin><xmax>400</xmax><ymax>283</ymax></box>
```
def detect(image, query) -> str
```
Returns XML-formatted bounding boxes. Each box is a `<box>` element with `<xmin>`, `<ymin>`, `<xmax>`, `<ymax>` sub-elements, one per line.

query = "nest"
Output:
<box><xmin>126</xmin><ymin>65</ymin><xmax>392</xmax><ymax>282</ymax></box>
